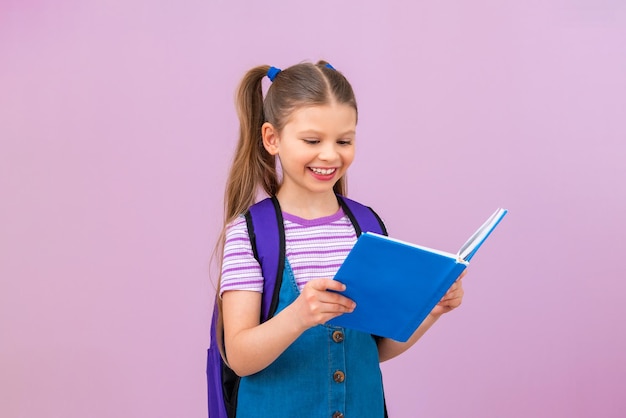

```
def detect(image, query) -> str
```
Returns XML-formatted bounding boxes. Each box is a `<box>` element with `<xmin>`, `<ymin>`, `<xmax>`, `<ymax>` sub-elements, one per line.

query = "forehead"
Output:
<box><xmin>284</xmin><ymin>104</ymin><xmax>357</xmax><ymax>134</ymax></box>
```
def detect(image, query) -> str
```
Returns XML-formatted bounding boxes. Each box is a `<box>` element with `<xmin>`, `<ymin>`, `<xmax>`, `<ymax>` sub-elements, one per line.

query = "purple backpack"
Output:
<box><xmin>207</xmin><ymin>195</ymin><xmax>387</xmax><ymax>418</ymax></box>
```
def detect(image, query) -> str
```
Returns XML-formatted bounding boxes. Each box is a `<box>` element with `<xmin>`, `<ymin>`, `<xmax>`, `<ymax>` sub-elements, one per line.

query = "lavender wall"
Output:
<box><xmin>1</xmin><ymin>1</ymin><xmax>625</xmax><ymax>417</ymax></box>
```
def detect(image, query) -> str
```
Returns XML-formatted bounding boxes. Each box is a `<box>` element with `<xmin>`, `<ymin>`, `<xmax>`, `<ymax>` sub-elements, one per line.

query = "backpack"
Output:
<box><xmin>207</xmin><ymin>195</ymin><xmax>387</xmax><ymax>418</ymax></box>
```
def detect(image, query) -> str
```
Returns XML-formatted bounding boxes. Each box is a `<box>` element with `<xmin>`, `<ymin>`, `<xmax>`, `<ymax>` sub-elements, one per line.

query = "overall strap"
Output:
<box><xmin>245</xmin><ymin>196</ymin><xmax>285</xmax><ymax>322</ymax></box>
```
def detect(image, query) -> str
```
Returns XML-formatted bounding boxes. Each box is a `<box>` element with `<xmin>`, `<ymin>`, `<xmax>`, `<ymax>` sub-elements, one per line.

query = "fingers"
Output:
<box><xmin>437</xmin><ymin>278</ymin><xmax>465</xmax><ymax>310</ymax></box>
<box><xmin>308</xmin><ymin>278</ymin><xmax>347</xmax><ymax>293</ymax></box>
<box><xmin>304</xmin><ymin>280</ymin><xmax>355</xmax><ymax>311</ymax></box>
<box><xmin>441</xmin><ymin>284</ymin><xmax>460</xmax><ymax>300</ymax></box>
<box><xmin>292</xmin><ymin>279</ymin><xmax>356</xmax><ymax>328</ymax></box>
<box><xmin>304</xmin><ymin>279</ymin><xmax>355</xmax><ymax>310</ymax></box>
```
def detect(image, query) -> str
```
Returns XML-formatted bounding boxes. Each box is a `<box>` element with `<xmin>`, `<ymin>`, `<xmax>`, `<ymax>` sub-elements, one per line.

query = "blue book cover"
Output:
<box><xmin>327</xmin><ymin>208</ymin><xmax>507</xmax><ymax>342</ymax></box>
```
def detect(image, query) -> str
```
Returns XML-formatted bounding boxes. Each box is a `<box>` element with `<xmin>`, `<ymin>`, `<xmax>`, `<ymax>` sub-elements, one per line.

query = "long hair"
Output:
<box><xmin>214</xmin><ymin>61</ymin><xmax>358</xmax><ymax>356</ymax></box>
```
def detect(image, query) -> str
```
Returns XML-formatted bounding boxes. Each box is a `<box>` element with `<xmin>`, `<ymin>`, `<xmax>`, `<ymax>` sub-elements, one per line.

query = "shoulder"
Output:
<box><xmin>338</xmin><ymin>195</ymin><xmax>381</xmax><ymax>216</ymax></box>
<box><xmin>337</xmin><ymin>195</ymin><xmax>387</xmax><ymax>236</ymax></box>
<box><xmin>224</xmin><ymin>215</ymin><xmax>250</xmax><ymax>243</ymax></box>
<box><xmin>225</xmin><ymin>215</ymin><xmax>248</xmax><ymax>231</ymax></box>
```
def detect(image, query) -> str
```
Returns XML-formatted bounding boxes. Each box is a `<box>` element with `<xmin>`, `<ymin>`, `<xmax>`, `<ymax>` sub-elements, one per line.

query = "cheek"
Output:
<box><xmin>342</xmin><ymin>149</ymin><xmax>356</xmax><ymax>167</ymax></box>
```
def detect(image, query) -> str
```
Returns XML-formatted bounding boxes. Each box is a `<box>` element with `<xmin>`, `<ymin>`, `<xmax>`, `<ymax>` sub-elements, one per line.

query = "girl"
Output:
<box><xmin>215</xmin><ymin>61</ymin><xmax>464</xmax><ymax>417</ymax></box>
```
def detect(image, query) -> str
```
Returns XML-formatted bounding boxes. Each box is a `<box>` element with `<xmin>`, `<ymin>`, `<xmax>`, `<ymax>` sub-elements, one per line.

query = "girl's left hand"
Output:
<box><xmin>430</xmin><ymin>272</ymin><xmax>465</xmax><ymax>317</ymax></box>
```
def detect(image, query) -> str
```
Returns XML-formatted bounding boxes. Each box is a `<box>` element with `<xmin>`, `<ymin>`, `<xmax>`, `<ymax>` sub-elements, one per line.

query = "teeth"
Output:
<box><xmin>310</xmin><ymin>168</ymin><xmax>336</xmax><ymax>175</ymax></box>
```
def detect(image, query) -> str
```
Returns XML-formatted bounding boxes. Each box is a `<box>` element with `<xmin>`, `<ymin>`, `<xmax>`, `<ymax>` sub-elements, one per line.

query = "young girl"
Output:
<box><xmin>215</xmin><ymin>60</ymin><xmax>464</xmax><ymax>417</ymax></box>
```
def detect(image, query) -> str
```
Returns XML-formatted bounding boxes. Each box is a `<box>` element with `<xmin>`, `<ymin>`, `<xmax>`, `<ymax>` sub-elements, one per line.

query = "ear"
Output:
<box><xmin>262</xmin><ymin>122</ymin><xmax>280</xmax><ymax>155</ymax></box>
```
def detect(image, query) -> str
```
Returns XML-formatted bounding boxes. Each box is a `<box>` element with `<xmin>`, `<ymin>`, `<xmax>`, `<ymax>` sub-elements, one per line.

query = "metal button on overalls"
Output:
<box><xmin>332</xmin><ymin>330</ymin><xmax>344</xmax><ymax>343</ymax></box>
<box><xmin>332</xmin><ymin>412</ymin><xmax>344</xmax><ymax>418</ymax></box>
<box><xmin>333</xmin><ymin>370</ymin><xmax>345</xmax><ymax>383</ymax></box>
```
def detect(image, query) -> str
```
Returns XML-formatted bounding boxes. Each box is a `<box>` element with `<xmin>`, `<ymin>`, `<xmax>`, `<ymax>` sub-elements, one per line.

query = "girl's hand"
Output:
<box><xmin>222</xmin><ymin>281</ymin><xmax>355</xmax><ymax>376</ymax></box>
<box><xmin>378</xmin><ymin>271</ymin><xmax>467</xmax><ymax>363</ymax></box>
<box><xmin>289</xmin><ymin>278</ymin><xmax>356</xmax><ymax>330</ymax></box>
<box><xmin>430</xmin><ymin>272</ymin><xmax>465</xmax><ymax>318</ymax></box>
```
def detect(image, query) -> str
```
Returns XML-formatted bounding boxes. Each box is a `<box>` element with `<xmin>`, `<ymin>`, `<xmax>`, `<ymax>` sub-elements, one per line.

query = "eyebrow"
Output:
<box><xmin>298</xmin><ymin>129</ymin><xmax>356</xmax><ymax>137</ymax></box>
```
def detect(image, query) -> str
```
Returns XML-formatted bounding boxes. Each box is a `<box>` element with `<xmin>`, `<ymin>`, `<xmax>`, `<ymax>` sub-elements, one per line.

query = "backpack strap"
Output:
<box><xmin>337</xmin><ymin>195</ymin><xmax>388</xmax><ymax>237</ymax></box>
<box><xmin>207</xmin><ymin>197</ymin><xmax>285</xmax><ymax>418</ymax></box>
<box><xmin>207</xmin><ymin>305</ymin><xmax>228</xmax><ymax>418</ymax></box>
<box><xmin>245</xmin><ymin>196</ymin><xmax>285</xmax><ymax>322</ymax></box>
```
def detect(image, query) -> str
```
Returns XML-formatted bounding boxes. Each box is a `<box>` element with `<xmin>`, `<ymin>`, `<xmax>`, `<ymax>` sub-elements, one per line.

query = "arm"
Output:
<box><xmin>222</xmin><ymin>278</ymin><xmax>356</xmax><ymax>376</ymax></box>
<box><xmin>377</xmin><ymin>276</ymin><xmax>465</xmax><ymax>362</ymax></box>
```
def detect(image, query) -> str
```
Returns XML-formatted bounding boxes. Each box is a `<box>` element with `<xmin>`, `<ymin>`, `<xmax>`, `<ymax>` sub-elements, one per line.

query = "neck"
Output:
<box><xmin>275</xmin><ymin>190</ymin><xmax>340</xmax><ymax>219</ymax></box>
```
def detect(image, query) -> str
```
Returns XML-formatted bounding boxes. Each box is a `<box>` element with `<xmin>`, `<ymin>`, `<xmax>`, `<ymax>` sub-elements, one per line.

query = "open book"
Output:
<box><xmin>327</xmin><ymin>208</ymin><xmax>507</xmax><ymax>342</ymax></box>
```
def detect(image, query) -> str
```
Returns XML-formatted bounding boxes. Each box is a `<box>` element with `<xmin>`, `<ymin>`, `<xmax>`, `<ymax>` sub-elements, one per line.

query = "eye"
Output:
<box><xmin>302</xmin><ymin>138</ymin><xmax>320</xmax><ymax>145</ymax></box>
<box><xmin>337</xmin><ymin>139</ymin><xmax>353</xmax><ymax>146</ymax></box>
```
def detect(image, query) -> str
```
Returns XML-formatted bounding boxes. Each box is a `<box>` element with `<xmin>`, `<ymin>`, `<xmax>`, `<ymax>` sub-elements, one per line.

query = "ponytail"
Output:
<box><xmin>213</xmin><ymin>67</ymin><xmax>276</xmax><ymax>361</ymax></box>
<box><xmin>223</xmin><ymin>66</ymin><xmax>279</xmax><ymax>224</ymax></box>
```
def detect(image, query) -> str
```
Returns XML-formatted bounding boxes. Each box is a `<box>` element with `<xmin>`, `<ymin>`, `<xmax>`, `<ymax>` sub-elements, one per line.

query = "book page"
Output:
<box><xmin>457</xmin><ymin>208</ymin><xmax>507</xmax><ymax>262</ymax></box>
<box><xmin>364</xmin><ymin>232</ymin><xmax>459</xmax><ymax>260</ymax></box>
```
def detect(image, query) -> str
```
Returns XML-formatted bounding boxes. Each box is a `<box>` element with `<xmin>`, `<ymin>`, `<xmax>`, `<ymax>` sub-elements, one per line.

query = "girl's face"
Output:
<box><xmin>263</xmin><ymin>102</ymin><xmax>357</xmax><ymax>201</ymax></box>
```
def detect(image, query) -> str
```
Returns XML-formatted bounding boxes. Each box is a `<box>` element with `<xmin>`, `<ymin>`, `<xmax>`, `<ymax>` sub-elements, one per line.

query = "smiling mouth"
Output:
<box><xmin>309</xmin><ymin>167</ymin><xmax>336</xmax><ymax>175</ymax></box>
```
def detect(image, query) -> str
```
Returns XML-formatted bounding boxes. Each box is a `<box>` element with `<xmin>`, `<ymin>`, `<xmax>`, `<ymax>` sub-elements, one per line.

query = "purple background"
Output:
<box><xmin>1</xmin><ymin>1</ymin><xmax>625</xmax><ymax>417</ymax></box>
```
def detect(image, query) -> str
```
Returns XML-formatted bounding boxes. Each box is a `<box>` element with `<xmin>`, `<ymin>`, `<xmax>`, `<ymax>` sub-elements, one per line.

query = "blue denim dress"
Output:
<box><xmin>236</xmin><ymin>262</ymin><xmax>385</xmax><ymax>418</ymax></box>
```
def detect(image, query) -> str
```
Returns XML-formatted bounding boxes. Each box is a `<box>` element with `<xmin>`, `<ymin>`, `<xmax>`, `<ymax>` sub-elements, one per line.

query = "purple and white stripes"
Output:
<box><xmin>220</xmin><ymin>216</ymin><xmax>264</xmax><ymax>294</ymax></box>
<box><xmin>283</xmin><ymin>210</ymin><xmax>356</xmax><ymax>289</ymax></box>
<box><xmin>220</xmin><ymin>208</ymin><xmax>357</xmax><ymax>296</ymax></box>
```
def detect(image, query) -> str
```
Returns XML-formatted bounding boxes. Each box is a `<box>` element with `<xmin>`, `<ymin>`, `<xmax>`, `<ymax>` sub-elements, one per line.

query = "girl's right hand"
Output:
<box><xmin>290</xmin><ymin>278</ymin><xmax>356</xmax><ymax>330</ymax></box>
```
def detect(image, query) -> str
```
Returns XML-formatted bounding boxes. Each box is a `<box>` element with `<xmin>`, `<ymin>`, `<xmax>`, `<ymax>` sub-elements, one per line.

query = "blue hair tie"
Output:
<box><xmin>325</xmin><ymin>63</ymin><xmax>335</xmax><ymax>70</ymax></box>
<box><xmin>267</xmin><ymin>66</ymin><xmax>281</xmax><ymax>82</ymax></box>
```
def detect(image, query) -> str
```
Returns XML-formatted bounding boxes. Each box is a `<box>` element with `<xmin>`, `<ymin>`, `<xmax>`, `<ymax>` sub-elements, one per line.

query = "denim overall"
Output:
<box><xmin>236</xmin><ymin>261</ymin><xmax>385</xmax><ymax>418</ymax></box>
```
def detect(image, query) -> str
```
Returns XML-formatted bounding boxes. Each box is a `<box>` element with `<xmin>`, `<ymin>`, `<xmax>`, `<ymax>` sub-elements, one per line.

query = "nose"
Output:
<box><xmin>318</xmin><ymin>142</ymin><xmax>339</xmax><ymax>162</ymax></box>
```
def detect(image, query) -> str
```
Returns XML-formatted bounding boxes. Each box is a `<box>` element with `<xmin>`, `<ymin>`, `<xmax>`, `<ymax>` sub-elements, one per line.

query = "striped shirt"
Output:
<box><xmin>220</xmin><ymin>208</ymin><xmax>357</xmax><ymax>295</ymax></box>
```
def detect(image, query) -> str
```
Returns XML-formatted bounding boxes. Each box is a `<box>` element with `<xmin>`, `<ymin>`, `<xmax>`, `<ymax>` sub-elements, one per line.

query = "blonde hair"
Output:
<box><xmin>224</xmin><ymin>60</ymin><xmax>357</xmax><ymax>224</ymax></box>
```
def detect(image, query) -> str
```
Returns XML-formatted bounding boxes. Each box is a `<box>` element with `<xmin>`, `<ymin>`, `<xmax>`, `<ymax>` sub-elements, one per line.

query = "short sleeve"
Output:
<box><xmin>220</xmin><ymin>216</ymin><xmax>264</xmax><ymax>296</ymax></box>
